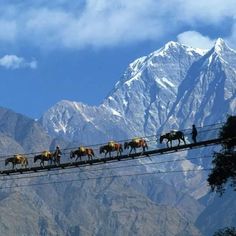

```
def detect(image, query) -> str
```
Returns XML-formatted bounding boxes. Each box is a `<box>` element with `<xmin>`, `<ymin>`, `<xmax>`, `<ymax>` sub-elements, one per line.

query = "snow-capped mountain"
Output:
<box><xmin>40</xmin><ymin>41</ymin><xmax>209</xmax><ymax>142</ymax></box>
<box><xmin>41</xmin><ymin>39</ymin><xmax>235</xmax><ymax>143</ymax></box>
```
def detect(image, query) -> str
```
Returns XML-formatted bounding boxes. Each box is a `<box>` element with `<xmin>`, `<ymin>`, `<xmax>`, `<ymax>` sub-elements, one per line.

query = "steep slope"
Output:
<box><xmin>103</xmin><ymin>42</ymin><xmax>206</xmax><ymax>135</ymax></box>
<box><xmin>164</xmin><ymin>38</ymin><xmax>236</xmax><ymax>131</ymax></box>
<box><xmin>29</xmin><ymin>171</ymin><xmax>202</xmax><ymax>236</ymax></box>
<box><xmin>0</xmin><ymin>107</ymin><xmax>52</xmax><ymax>153</ymax></box>
<box><xmin>196</xmin><ymin>189</ymin><xmax>236</xmax><ymax>236</ymax></box>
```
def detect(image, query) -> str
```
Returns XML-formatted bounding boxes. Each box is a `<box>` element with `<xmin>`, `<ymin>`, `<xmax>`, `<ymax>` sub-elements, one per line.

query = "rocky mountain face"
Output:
<box><xmin>196</xmin><ymin>188</ymin><xmax>236</xmax><ymax>236</ymax></box>
<box><xmin>0</xmin><ymin>107</ymin><xmax>52</xmax><ymax>154</ymax></box>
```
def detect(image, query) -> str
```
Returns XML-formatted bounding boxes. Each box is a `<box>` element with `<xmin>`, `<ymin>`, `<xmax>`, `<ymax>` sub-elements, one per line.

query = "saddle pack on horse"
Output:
<box><xmin>79</xmin><ymin>146</ymin><xmax>86</xmax><ymax>152</ymax></box>
<box><xmin>42</xmin><ymin>151</ymin><xmax>51</xmax><ymax>158</ymax></box>
<box><xmin>132</xmin><ymin>137</ymin><xmax>141</xmax><ymax>144</ymax></box>
<box><xmin>14</xmin><ymin>154</ymin><xmax>22</xmax><ymax>161</ymax></box>
<box><xmin>108</xmin><ymin>141</ymin><xmax>116</xmax><ymax>148</ymax></box>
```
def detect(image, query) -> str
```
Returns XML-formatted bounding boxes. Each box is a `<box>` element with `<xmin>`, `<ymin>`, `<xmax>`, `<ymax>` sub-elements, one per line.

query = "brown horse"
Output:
<box><xmin>34</xmin><ymin>151</ymin><xmax>54</xmax><ymax>167</ymax></box>
<box><xmin>124</xmin><ymin>138</ymin><xmax>148</xmax><ymax>154</ymax></box>
<box><xmin>160</xmin><ymin>131</ymin><xmax>186</xmax><ymax>148</ymax></box>
<box><xmin>5</xmin><ymin>154</ymin><xmax>28</xmax><ymax>169</ymax></box>
<box><xmin>70</xmin><ymin>147</ymin><xmax>95</xmax><ymax>161</ymax></box>
<box><xmin>99</xmin><ymin>142</ymin><xmax>123</xmax><ymax>158</ymax></box>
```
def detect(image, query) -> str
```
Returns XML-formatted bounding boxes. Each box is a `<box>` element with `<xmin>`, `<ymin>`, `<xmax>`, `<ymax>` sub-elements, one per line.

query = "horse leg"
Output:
<box><xmin>142</xmin><ymin>146</ymin><xmax>145</xmax><ymax>153</ymax></box>
<box><xmin>129</xmin><ymin>148</ymin><xmax>133</xmax><ymax>155</ymax></box>
<box><xmin>88</xmin><ymin>154</ymin><xmax>93</xmax><ymax>160</ymax></box>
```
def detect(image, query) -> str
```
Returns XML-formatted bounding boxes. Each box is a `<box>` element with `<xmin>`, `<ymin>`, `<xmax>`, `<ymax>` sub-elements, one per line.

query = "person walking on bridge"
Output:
<box><xmin>191</xmin><ymin>125</ymin><xmax>198</xmax><ymax>143</ymax></box>
<box><xmin>54</xmin><ymin>145</ymin><xmax>62</xmax><ymax>164</ymax></box>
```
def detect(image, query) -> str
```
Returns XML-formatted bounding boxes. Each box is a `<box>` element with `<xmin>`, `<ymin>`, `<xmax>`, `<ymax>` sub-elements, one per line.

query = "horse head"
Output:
<box><xmin>124</xmin><ymin>142</ymin><xmax>129</xmax><ymax>149</ymax></box>
<box><xmin>143</xmin><ymin>140</ymin><xmax>148</xmax><ymax>149</ymax></box>
<box><xmin>5</xmin><ymin>158</ymin><xmax>10</xmax><ymax>166</ymax></box>
<box><xmin>34</xmin><ymin>155</ymin><xmax>39</xmax><ymax>163</ymax></box>
<box><xmin>70</xmin><ymin>151</ymin><xmax>75</xmax><ymax>159</ymax></box>
<box><xmin>160</xmin><ymin>135</ymin><xmax>164</xmax><ymax>144</ymax></box>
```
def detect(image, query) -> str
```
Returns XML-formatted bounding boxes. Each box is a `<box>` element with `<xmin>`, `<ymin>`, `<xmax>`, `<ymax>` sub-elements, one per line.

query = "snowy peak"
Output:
<box><xmin>214</xmin><ymin>38</ymin><xmax>229</xmax><ymax>53</ymax></box>
<box><xmin>150</xmin><ymin>40</ymin><xmax>206</xmax><ymax>58</ymax></box>
<box><xmin>203</xmin><ymin>38</ymin><xmax>236</xmax><ymax>69</ymax></box>
<box><xmin>163</xmin><ymin>41</ymin><xmax>181</xmax><ymax>50</ymax></box>
<box><xmin>210</xmin><ymin>38</ymin><xmax>236</xmax><ymax>59</ymax></box>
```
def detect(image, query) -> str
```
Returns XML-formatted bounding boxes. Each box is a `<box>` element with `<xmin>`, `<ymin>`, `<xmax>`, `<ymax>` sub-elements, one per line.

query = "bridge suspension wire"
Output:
<box><xmin>0</xmin><ymin>167</ymin><xmax>213</xmax><ymax>190</ymax></box>
<box><xmin>0</xmin><ymin>122</ymin><xmax>223</xmax><ymax>161</ymax></box>
<box><xmin>0</xmin><ymin>137</ymin><xmax>227</xmax><ymax>177</ymax></box>
<box><xmin>0</xmin><ymin>154</ymin><xmax>213</xmax><ymax>182</ymax></box>
<box><xmin>0</xmin><ymin>121</ymin><xmax>230</xmax><ymax>180</ymax></box>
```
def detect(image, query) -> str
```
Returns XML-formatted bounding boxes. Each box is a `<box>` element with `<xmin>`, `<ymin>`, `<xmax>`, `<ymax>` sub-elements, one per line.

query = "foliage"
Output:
<box><xmin>208</xmin><ymin>115</ymin><xmax>236</xmax><ymax>194</ymax></box>
<box><xmin>219</xmin><ymin>116</ymin><xmax>236</xmax><ymax>151</ymax></box>
<box><xmin>213</xmin><ymin>227</ymin><xmax>236</xmax><ymax>236</ymax></box>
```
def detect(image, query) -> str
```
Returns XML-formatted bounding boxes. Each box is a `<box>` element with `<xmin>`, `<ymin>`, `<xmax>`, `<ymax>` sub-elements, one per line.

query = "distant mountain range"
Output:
<box><xmin>0</xmin><ymin>38</ymin><xmax>235</xmax><ymax>235</ymax></box>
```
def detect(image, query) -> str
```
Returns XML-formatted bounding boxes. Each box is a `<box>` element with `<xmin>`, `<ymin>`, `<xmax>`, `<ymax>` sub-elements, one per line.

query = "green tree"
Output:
<box><xmin>208</xmin><ymin>116</ymin><xmax>236</xmax><ymax>194</ymax></box>
<box><xmin>213</xmin><ymin>227</ymin><xmax>236</xmax><ymax>236</ymax></box>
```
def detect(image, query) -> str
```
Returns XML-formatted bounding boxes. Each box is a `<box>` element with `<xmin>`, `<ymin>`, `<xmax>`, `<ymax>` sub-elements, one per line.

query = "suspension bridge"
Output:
<box><xmin>0</xmin><ymin>122</ymin><xmax>231</xmax><ymax>177</ymax></box>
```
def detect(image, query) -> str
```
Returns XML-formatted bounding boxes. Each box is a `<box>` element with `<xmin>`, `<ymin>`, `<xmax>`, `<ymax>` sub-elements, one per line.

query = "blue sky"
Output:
<box><xmin>0</xmin><ymin>0</ymin><xmax>235</xmax><ymax>118</ymax></box>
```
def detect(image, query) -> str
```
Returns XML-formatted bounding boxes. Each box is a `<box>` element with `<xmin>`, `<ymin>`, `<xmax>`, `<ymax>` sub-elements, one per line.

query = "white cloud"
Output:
<box><xmin>177</xmin><ymin>31</ymin><xmax>215</xmax><ymax>49</ymax></box>
<box><xmin>175</xmin><ymin>0</ymin><xmax>236</xmax><ymax>24</ymax></box>
<box><xmin>0</xmin><ymin>55</ymin><xmax>37</xmax><ymax>69</ymax></box>
<box><xmin>0</xmin><ymin>0</ymin><xmax>236</xmax><ymax>49</ymax></box>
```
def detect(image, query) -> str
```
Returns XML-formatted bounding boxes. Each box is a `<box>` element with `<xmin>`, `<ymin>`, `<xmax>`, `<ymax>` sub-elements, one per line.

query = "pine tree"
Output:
<box><xmin>213</xmin><ymin>226</ymin><xmax>236</xmax><ymax>236</ymax></box>
<box><xmin>207</xmin><ymin>115</ymin><xmax>236</xmax><ymax>194</ymax></box>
